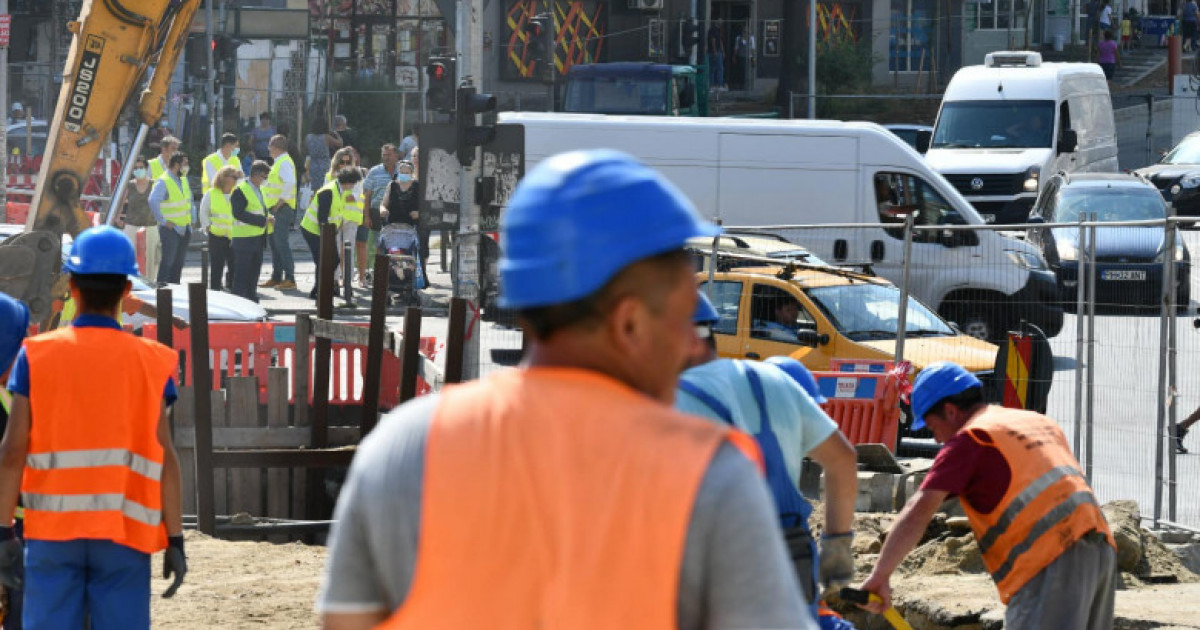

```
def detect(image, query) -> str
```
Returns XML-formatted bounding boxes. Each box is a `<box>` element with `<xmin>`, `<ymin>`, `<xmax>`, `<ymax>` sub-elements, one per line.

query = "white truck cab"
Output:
<box><xmin>925</xmin><ymin>51</ymin><xmax>1118</xmax><ymax>225</ymax></box>
<box><xmin>500</xmin><ymin>112</ymin><xmax>1065</xmax><ymax>340</ymax></box>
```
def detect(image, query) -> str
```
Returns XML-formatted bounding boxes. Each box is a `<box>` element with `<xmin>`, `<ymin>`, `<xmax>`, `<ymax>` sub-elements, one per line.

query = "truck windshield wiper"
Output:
<box><xmin>848</xmin><ymin>330</ymin><xmax>896</xmax><ymax>339</ymax></box>
<box><xmin>904</xmin><ymin>328</ymin><xmax>952</xmax><ymax>337</ymax></box>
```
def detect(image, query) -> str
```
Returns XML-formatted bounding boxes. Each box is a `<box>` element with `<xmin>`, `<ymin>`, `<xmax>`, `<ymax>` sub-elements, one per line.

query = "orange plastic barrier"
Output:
<box><xmin>143</xmin><ymin>321</ymin><xmax>438</xmax><ymax>409</ymax></box>
<box><xmin>812</xmin><ymin>360</ymin><xmax>905</xmax><ymax>452</ymax></box>
<box><xmin>4</xmin><ymin>203</ymin><xmax>28</xmax><ymax>225</ymax></box>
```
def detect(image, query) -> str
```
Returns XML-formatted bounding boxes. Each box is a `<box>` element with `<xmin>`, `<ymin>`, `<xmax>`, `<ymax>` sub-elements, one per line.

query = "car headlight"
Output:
<box><xmin>1181</xmin><ymin>174</ymin><xmax>1200</xmax><ymax>189</ymax></box>
<box><xmin>1005</xmin><ymin>249</ymin><xmax>1048</xmax><ymax>270</ymax></box>
<box><xmin>1056</xmin><ymin>240</ymin><xmax>1079</xmax><ymax>262</ymax></box>
<box><xmin>1023</xmin><ymin>166</ymin><xmax>1041</xmax><ymax>193</ymax></box>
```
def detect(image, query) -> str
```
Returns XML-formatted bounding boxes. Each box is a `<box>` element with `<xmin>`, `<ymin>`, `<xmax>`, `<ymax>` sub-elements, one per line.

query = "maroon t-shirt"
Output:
<box><xmin>920</xmin><ymin>425</ymin><xmax>1013</xmax><ymax>514</ymax></box>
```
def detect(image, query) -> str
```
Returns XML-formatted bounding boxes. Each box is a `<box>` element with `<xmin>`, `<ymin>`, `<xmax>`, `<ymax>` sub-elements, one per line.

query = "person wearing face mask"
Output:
<box><xmin>202</xmin><ymin>133</ymin><xmax>244</xmax><ymax>192</ymax></box>
<box><xmin>300</xmin><ymin>168</ymin><xmax>360</xmax><ymax>299</ymax></box>
<box><xmin>148</xmin><ymin>153</ymin><xmax>193</xmax><ymax>286</ymax></box>
<box><xmin>379</xmin><ymin>161</ymin><xmax>422</xmax><ymax>280</ymax></box>
<box><xmin>119</xmin><ymin>158</ymin><xmax>161</xmax><ymax>281</ymax></box>
<box><xmin>199</xmin><ymin>167</ymin><xmax>242</xmax><ymax>292</ymax></box>
<box><xmin>230</xmin><ymin>161</ymin><xmax>274</xmax><ymax>302</ymax></box>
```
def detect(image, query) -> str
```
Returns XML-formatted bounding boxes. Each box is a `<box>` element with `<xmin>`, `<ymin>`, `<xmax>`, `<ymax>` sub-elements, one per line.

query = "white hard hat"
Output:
<box><xmin>10</xmin><ymin>102</ymin><xmax>21</xmax><ymax>112</ymax></box>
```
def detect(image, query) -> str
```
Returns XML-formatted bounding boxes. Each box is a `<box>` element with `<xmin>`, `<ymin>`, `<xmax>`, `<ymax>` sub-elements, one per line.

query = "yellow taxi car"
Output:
<box><xmin>699</xmin><ymin>264</ymin><xmax>997</xmax><ymax>374</ymax></box>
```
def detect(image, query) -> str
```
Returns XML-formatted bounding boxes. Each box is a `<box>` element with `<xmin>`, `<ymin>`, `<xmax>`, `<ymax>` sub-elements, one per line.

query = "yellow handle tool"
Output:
<box><xmin>839</xmin><ymin>588</ymin><xmax>914</xmax><ymax>630</ymax></box>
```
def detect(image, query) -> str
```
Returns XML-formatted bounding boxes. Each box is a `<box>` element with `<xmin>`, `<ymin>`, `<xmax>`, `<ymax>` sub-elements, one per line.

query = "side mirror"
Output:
<box><xmin>796</xmin><ymin>329</ymin><xmax>830</xmax><ymax>347</ymax></box>
<box><xmin>915</xmin><ymin>129</ymin><xmax>932</xmax><ymax>154</ymax></box>
<box><xmin>1058</xmin><ymin>129</ymin><xmax>1078</xmax><ymax>154</ymax></box>
<box><xmin>1027</xmin><ymin>214</ymin><xmax>1045</xmax><ymax>225</ymax></box>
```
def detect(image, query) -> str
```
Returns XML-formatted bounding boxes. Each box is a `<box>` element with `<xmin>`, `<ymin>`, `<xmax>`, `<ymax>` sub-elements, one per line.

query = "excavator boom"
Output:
<box><xmin>1</xmin><ymin>0</ymin><xmax>200</xmax><ymax>322</ymax></box>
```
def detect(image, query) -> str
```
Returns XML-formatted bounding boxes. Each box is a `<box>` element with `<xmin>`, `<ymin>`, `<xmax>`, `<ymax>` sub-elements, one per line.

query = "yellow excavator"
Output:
<box><xmin>0</xmin><ymin>0</ymin><xmax>201</xmax><ymax>325</ymax></box>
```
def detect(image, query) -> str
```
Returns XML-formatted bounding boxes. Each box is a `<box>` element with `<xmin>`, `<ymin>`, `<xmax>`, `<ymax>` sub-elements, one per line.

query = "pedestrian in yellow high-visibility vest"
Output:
<box><xmin>259</xmin><ymin>135</ymin><xmax>298</xmax><ymax>291</ymax></box>
<box><xmin>230</xmin><ymin>161</ymin><xmax>274</xmax><ymax>303</ymax></box>
<box><xmin>201</xmin><ymin>133</ymin><xmax>244</xmax><ymax>191</ymax></box>
<box><xmin>301</xmin><ymin>168</ymin><xmax>359</xmax><ymax>300</ymax></box>
<box><xmin>148</xmin><ymin>152</ymin><xmax>193</xmax><ymax>287</ymax></box>
<box><xmin>199</xmin><ymin>165</ymin><xmax>242</xmax><ymax>292</ymax></box>
<box><xmin>148</xmin><ymin>136</ymin><xmax>179</xmax><ymax>180</ymax></box>
<box><xmin>327</xmin><ymin>148</ymin><xmax>369</xmax><ymax>287</ymax></box>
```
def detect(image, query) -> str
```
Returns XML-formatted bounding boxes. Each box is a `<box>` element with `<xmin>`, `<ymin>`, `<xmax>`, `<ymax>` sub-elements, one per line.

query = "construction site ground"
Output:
<box><xmin>148</xmin><ymin>500</ymin><xmax>1200</xmax><ymax>629</ymax></box>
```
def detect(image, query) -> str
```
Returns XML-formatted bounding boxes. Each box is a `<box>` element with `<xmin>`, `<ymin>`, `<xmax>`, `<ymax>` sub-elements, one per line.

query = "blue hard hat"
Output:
<box><xmin>694</xmin><ymin>291</ymin><xmax>719</xmax><ymax>324</ymax></box>
<box><xmin>63</xmin><ymin>225</ymin><xmax>139</xmax><ymax>277</ymax></box>
<box><xmin>765</xmin><ymin>356</ymin><xmax>827</xmax><ymax>404</ymax></box>
<box><xmin>910</xmin><ymin>361</ymin><xmax>982</xmax><ymax>430</ymax></box>
<box><xmin>0</xmin><ymin>293</ymin><xmax>28</xmax><ymax>371</ymax></box>
<box><xmin>499</xmin><ymin>150</ymin><xmax>719</xmax><ymax>309</ymax></box>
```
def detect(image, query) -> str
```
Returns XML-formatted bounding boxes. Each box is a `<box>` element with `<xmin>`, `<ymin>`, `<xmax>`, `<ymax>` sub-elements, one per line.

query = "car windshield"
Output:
<box><xmin>931</xmin><ymin>100</ymin><xmax>1056</xmax><ymax>149</ymax></box>
<box><xmin>1056</xmin><ymin>187</ymin><xmax>1167</xmax><ymax>223</ymax></box>
<box><xmin>1163</xmin><ymin>135</ymin><xmax>1200</xmax><ymax>164</ymax></box>
<box><xmin>563</xmin><ymin>76</ymin><xmax>670</xmax><ymax>115</ymax></box>
<box><xmin>806</xmin><ymin>283</ymin><xmax>955</xmax><ymax>341</ymax></box>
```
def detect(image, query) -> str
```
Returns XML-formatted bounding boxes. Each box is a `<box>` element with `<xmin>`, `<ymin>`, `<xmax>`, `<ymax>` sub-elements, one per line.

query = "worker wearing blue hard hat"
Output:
<box><xmin>858</xmin><ymin>362</ymin><xmax>1116</xmax><ymax>629</ymax></box>
<box><xmin>679</xmin><ymin>291</ymin><xmax>858</xmax><ymax>630</ymax></box>
<box><xmin>0</xmin><ymin>225</ymin><xmax>187</xmax><ymax>629</ymax></box>
<box><xmin>320</xmin><ymin>150</ymin><xmax>815</xmax><ymax>628</ymax></box>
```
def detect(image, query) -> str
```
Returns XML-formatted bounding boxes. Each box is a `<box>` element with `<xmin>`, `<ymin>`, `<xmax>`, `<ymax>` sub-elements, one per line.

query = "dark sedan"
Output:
<box><xmin>1027</xmin><ymin>174</ymin><xmax>1190</xmax><ymax>309</ymax></box>
<box><xmin>1134</xmin><ymin>131</ymin><xmax>1200</xmax><ymax>218</ymax></box>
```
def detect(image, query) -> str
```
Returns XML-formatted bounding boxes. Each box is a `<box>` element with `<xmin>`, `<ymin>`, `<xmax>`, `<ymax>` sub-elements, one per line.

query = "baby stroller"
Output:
<box><xmin>378</xmin><ymin>224</ymin><xmax>425</xmax><ymax>306</ymax></box>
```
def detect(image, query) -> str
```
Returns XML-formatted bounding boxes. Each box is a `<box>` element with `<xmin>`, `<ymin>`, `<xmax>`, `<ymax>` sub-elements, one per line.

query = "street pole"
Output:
<box><xmin>455</xmin><ymin>0</ymin><xmax>484</xmax><ymax>380</ymax></box>
<box><xmin>808</xmin><ymin>0</ymin><xmax>817</xmax><ymax>119</ymax></box>
<box><xmin>204</xmin><ymin>0</ymin><xmax>217</xmax><ymax>150</ymax></box>
<box><xmin>0</xmin><ymin>0</ymin><xmax>8</xmax><ymax>219</ymax></box>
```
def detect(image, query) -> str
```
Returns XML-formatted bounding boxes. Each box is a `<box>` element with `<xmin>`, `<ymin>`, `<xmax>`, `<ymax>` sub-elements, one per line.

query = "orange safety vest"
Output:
<box><xmin>376</xmin><ymin>367</ymin><xmax>762</xmax><ymax>630</ymax></box>
<box><xmin>20</xmin><ymin>326</ymin><xmax>177</xmax><ymax>555</ymax></box>
<box><xmin>959</xmin><ymin>406</ymin><xmax>1115</xmax><ymax>603</ymax></box>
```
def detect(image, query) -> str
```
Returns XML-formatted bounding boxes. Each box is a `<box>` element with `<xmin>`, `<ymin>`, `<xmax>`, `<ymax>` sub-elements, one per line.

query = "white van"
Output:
<box><xmin>924</xmin><ymin>51</ymin><xmax>1118</xmax><ymax>225</ymax></box>
<box><xmin>499</xmin><ymin>111</ymin><xmax>1064</xmax><ymax>340</ymax></box>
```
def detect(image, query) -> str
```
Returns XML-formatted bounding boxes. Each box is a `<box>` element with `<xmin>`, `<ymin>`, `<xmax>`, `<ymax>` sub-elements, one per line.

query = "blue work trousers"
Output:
<box><xmin>269</xmin><ymin>206</ymin><xmax>296</xmax><ymax>282</ymax></box>
<box><xmin>23</xmin><ymin>539</ymin><xmax>150</xmax><ymax>630</ymax></box>
<box><xmin>157</xmin><ymin>226</ymin><xmax>191</xmax><ymax>286</ymax></box>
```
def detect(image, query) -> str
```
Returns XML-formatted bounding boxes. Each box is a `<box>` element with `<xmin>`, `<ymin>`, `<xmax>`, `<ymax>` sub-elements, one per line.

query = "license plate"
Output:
<box><xmin>982</xmin><ymin>214</ymin><xmax>996</xmax><ymax>224</ymax></box>
<box><xmin>1101</xmin><ymin>269</ymin><xmax>1147</xmax><ymax>281</ymax></box>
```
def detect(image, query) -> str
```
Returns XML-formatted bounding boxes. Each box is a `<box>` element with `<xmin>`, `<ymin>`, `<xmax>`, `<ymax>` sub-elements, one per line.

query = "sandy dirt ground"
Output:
<box><xmin>150</xmin><ymin>532</ymin><xmax>323</xmax><ymax>629</ymax></box>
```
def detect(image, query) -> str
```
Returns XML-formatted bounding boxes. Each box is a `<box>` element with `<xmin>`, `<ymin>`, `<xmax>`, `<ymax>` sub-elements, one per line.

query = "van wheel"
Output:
<box><xmin>946</xmin><ymin>307</ymin><xmax>997</xmax><ymax>342</ymax></box>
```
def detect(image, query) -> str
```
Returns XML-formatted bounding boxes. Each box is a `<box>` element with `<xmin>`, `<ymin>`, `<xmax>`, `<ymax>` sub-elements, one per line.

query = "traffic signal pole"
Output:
<box><xmin>455</xmin><ymin>0</ymin><xmax>484</xmax><ymax>380</ymax></box>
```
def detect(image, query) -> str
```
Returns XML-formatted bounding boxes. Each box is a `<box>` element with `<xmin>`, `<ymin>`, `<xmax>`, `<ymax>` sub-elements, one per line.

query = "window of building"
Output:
<box><xmin>970</xmin><ymin>0</ymin><xmax>1028</xmax><ymax>30</ymax></box>
<box><xmin>890</xmin><ymin>0</ymin><xmax>934</xmax><ymax>72</ymax></box>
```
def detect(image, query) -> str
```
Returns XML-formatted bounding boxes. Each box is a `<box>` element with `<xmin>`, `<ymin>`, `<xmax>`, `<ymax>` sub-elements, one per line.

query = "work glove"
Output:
<box><xmin>0</xmin><ymin>527</ymin><xmax>23</xmax><ymax>591</ymax></box>
<box><xmin>819</xmin><ymin>532</ymin><xmax>854</xmax><ymax>593</ymax></box>
<box><xmin>162</xmin><ymin>535</ymin><xmax>187</xmax><ymax>598</ymax></box>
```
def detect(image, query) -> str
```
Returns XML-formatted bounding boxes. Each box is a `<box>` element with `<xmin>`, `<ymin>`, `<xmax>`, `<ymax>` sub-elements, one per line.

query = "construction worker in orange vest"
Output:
<box><xmin>0</xmin><ymin>226</ymin><xmax>187</xmax><ymax>629</ymax></box>
<box><xmin>0</xmin><ymin>293</ymin><xmax>27</xmax><ymax>629</ymax></box>
<box><xmin>317</xmin><ymin>150</ymin><xmax>816</xmax><ymax>629</ymax></box>
<box><xmin>858</xmin><ymin>362</ymin><xmax>1117</xmax><ymax>629</ymax></box>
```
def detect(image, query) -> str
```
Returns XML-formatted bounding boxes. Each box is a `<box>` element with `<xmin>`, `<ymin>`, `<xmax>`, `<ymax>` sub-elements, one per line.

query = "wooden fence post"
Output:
<box><xmin>445</xmin><ymin>297</ymin><xmax>466</xmax><ymax>384</ymax></box>
<box><xmin>188</xmin><ymin>283</ymin><xmax>216</xmax><ymax>535</ymax></box>
<box><xmin>400</xmin><ymin>307</ymin><xmax>422</xmax><ymax>403</ymax></box>
<box><xmin>361</xmin><ymin>253</ymin><xmax>390</xmax><ymax>435</ymax></box>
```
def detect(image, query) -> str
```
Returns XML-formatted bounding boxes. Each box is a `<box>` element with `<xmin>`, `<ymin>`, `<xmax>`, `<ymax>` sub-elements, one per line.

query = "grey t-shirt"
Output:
<box><xmin>318</xmin><ymin>394</ymin><xmax>815</xmax><ymax>629</ymax></box>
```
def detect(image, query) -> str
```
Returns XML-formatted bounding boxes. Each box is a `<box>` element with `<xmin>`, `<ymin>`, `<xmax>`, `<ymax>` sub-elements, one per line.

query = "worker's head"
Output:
<box><xmin>774</xmin><ymin>298</ymin><xmax>799</xmax><ymax>327</ymax></box>
<box><xmin>500</xmin><ymin>150</ymin><xmax>719</xmax><ymax>402</ymax></box>
<box><xmin>63</xmin><ymin>226</ymin><xmax>139</xmax><ymax>318</ymax></box>
<box><xmin>765</xmin><ymin>356</ymin><xmax>827</xmax><ymax>404</ymax></box>
<box><xmin>381</xmin><ymin>144</ymin><xmax>399</xmax><ymax>168</ymax></box>
<box><xmin>334</xmin><ymin>115</ymin><xmax>347</xmax><ymax>130</ymax></box>
<box><xmin>910</xmin><ymin>361</ymin><xmax>985</xmax><ymax>442</ymax></box>
<box><xmin>168</xmin><ymin>152</ymin><xmax>188</xmax><ymax>177</ymax></box>
<box><xmin>336</xmin><ymin>167</ymin><xmax>363</xmax><ymax>188</ymax></box>
<box><xmin>215</xmin><ymin>165</ymin><xmax>240</xmax><ymax>195</ymax></box>
<box><xmin>259</xmin><ymin>112</ymin><xmax>272</xmax><ymax>127</ymax></box>
<box><xmin>268</xmin><ymin>134</ymin><xmax>288</xmax><ymax>158</ymax></box>
<box><xmin>0</xmin><ymin>293</ymin><xmax>29</xmax><ymax>379</ymax></box>
<box><xmin>220</xmin><ymin>132</ymin><xmax>239</xmax><ymax>156</ymax></box>
<box><xmin>249</xmin><ymin>160</ymin><xmax>271</xmax><ymax>186</ymax></box>
<box><xmin>686</xmin><ymin>292</ymin><xmax>721</xmax><ymax>368</ymax></box>
<box><xmin>132</xmin><ymin>157</ymin><xmax>149</xmax><ymax>181</ymax></box>
<box><xmin>396</xmin><ymin>160</ymin><xmax>415</xmax><ymax>187</ymax></box>
<box><xmin>161</xmin><ymin>136</ymin><xmax>180</xmax><ymax>158</ymax></box>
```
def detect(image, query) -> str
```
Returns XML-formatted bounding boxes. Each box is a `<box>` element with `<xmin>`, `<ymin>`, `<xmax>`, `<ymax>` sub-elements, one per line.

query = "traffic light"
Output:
<box><xmin>682</xmin><ymin>19</ymin><xmax>700</xmax><ymax>49</ymax></box>
<box><xmin>456</xmin><ymin>86</ymin><xmax>497</xmax><ymax>167</ymax></box>
<box><xmin>426</xmin><ymin>55</ymin><xmax>457</xmax><ymax>112</ymax></box>
<box><xmin>526</xmin><ymin>15</ymin><xmax>549</xmax><ymax>64</ymax></box>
